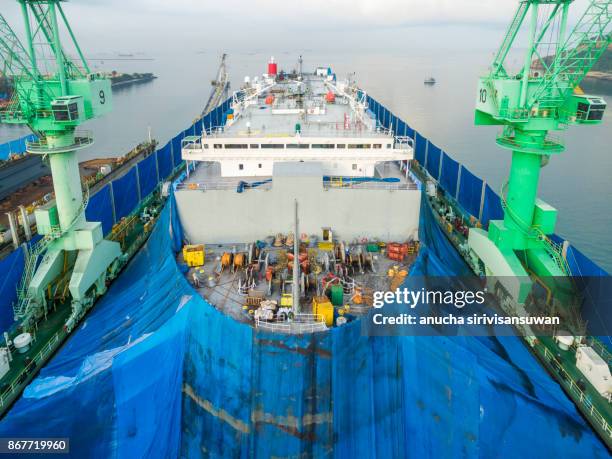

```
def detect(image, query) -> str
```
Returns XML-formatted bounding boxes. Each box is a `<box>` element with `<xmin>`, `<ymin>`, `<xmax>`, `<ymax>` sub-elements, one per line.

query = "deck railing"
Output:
<box><xmin>0</xmin><ymin>330</ymin><xmax>63</xmax><ymax>410</ymax></box>
<box><xmin>255</xmin><ymin>313</ymin><xmax>327</xmax><ymax>334</ymax></box>
<box><xmin>175</xmin><ymin>181</ymin><xmax>272</xmax><ymax>192</ymax></box>
<box><xmin>323</xmin><ymin>180</ymin><xmax>418</xmax><ymax>191</ymax></box>
<box><xmin>543</xmin><ymin>346</ymin><xmax>612</xmax><ymax>439</ymax></box>
<box><xmin>200</xmin><ymin>124</ymin><xmax>394</xmax><ymax>139</ymax></box>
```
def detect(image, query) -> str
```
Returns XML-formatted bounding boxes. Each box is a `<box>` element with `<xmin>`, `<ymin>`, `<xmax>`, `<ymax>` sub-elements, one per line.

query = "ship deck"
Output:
<box><xmin>208</xmin><ymin>75</ymin><xmax>390</xmax><ymax>140</ymax></box>
<box><xmin>178</xmin><ymin>240</ymin><xmax>418</xmax><ymax>333</ymax></box>
<box><xmin>181</xmin><ymin>160</ymin><xmax>417</xmax><ymax>191</ymax></box>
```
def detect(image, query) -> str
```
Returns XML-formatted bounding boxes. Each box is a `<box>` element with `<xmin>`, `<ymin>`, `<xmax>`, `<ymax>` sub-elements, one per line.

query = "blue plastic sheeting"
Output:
<box><xmin>169</xmin><ymin>193</ymin><xmax>184</xmax><ymax>252</ymax></box>
<box><xmin>322</xmin><ymin>176</ymin><xmax>400</xmax><ymax>184</ymax></box>
<box><xmin>481</xmin><ymin>184</ymin><xmax>505</xmax><ymax>229</ymax></box>
<box><xmin>194</xmin><ymin>120</ymin><xmax>203</xmax><ymax>136</ymax></box>
<box><xmin>0</xmin><ymin>205</ymin><xmax>190</xmax><ymax>457</ymax></box>
<box><xmin>550</xmin><ymin>234</ymin><xmax>609</xmax><ymax>277</ymax></box>
<box><xmin>137</xmin><ymin>154</ymin><xmax>159</xmax><ymax>199</ymax></box>
<box><xmin>202</xmin><ymin>113</ymin><xmax>212</xmax><ymax>130</ymax></box>
<box><xmin>396</xmin><ymin>118</ymin><xmax>415</xmax><ymax>139</ymax></box>
<box><xmin>171</xmin><ymin>133</ymin><xmax>183</xmax><ymax>167</ymax></box>
<box><xmin>0</xmin><ymin>195</ymin><xmax>607</xmax><ymax>457</ymax></box>
<box><xmin>416</xmin><ymin>196</ymin><xmax>473</xmax><ymax>277</ymax></box>
<box><xmin>85</xmin><ymin>184</ymin><xmax>115</xmax><ymax>235</ymax></box>
<box><xmin>156</xmin><ymin>142</ymin><xmax>173</xmax><ymax>180</ymax></box>
<box><xmin>381</xmin><ymin>107</ymin><xmax>389</xmax><ymax>129</ymax></box>
<box><xmin>425</xmin><ymin>142</ymin><xmax>442</xmax><ymax>180</ymax></box>
<box><xmin>415</xmin><ymin>132</ymin><xmax>427</xmax><ymax>165</ymax></box>
<box><xmin>458</xmin><ymin>166</ymin><xmax>484</xmax><ymax>219</ymax></box>
<box><xmin>440</xmin><ymin>152</ymin><xmax>459</xmax><ymax>197</ymax></box>
<box><xmin>0</xmin><ymin>134</ymin><xmax>36</xmax><ymax>160</ymax></box>
<box><xmin>236</xmin><ymin>178</ymin><xmax>272</xmax><ymax>193</ymax></box>
<box><xmin>0</xmin><ymin>235</ymin><xmax>41</xmax><ymax>334</ymax></box>
<box><xmin>112</xmin><ymin>167</ymin><xmax>139</xmax><ymax>220</ymax></box>
<box><xmin>0</xmin><ymin>249</ymin><xmax>23</xmax><ymax>332</ymax></box>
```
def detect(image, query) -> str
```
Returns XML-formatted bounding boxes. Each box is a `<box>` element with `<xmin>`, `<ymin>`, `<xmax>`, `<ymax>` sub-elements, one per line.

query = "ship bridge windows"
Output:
<box><xmin>348</xmin><ymin>143</ymin><xmax>371</xmax><ymax>149</ymax></box>
<box><xmin>261</xmin><ymin>144</ymin><xmax>285</xmax><ymax>149</ymax></box>
<box><xmin>250</xmin><ymin>144</ymin><xmax>260</xmax><ymax>149</ymax></box>
<box><xmin>387</xmin><ymin>144</ymin><xmax>392</xmax><ymax>148</ymax></box>
<box><xmin>312</xmin><ymin>144</ymin><xmax>335</xmax><ymax>149</ymax></box>
<box><xmin>336</xmin><ymin>144</ymin><xmax>346</xmax><ymax>148</ymax></box>
<box><xmin>214</xmin><ymin>144</ymin><xmax>223</xmax><ymax>149</ymax></box>
<box><xmin>373</xmin><ymin>144</ymin><xmax>382</xmax><ymax>149</ymax></box>
<box><xmin>224</xmin><ymin>144</ymin><xmax>248</xmax><ymax>149</ymax></box>
<box><xmin>287</xmin><ymin>144</ymin><xmax>310</xmax><ymax>149</ymax></box>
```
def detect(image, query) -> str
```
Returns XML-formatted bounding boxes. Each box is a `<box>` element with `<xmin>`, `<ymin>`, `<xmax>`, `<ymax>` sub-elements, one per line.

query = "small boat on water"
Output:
<box><xmin>424</xmin><ymin>77</ymin><xmax>436</xmax><ymax>85</ymax></box>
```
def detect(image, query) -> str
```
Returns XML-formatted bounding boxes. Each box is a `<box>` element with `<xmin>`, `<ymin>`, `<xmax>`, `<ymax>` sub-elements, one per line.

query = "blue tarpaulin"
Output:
<box><xmin>551</xmin><ymin>234</ymin><xmax>609</xmax><ymax>277</ymax></box>
<box><xmin>194</xmin><ymin>120</ymin><xmax>203</xmax><ymax>136</ymax></box>
<box><xmin>137</xmin><ymin>154</ymin><xmax>159</xmax><ymax>199</ymax></box>
<box><xmin>396</xmin><ymin>118</ymin><xmax>415</xmax><ymax>139</ymax></box>
<box><xmin>458</xmin><ymin>166</ymin><xmax>484</xmax><ymax>219</ymax></box>
<box><xmin>0</xmin><ymin>248</ymin><xmax>23</xmax><ymax>332</ymax></box>
<box><xmin>440</xmin><ymin>152</ymin><xmax>459</xmax><ymax>198</ymax></box>
<box><xmin>425</xmin><ymin>142</ymin><xmax>442</xmax><ymax>180</ymax></box>
<box><xmin>171</xmin><ymin>134</ymin><xmax>183</xmax><ymax>167</ymax></box>
<box><xmin>112</xmin><ymin>167</ymin><xmax>139</xmax><ymax>220</ymax></box>
<box><xmin>202</xmin><ymin>113</ymin><xmax>212</xmax><ymax>131</ymax></box>
<box><xmin>156</xmin><ymin>142</ymin><xmax>173</xmax><ymax>180</ymax></box>
<box><xmin>0</xmin><ymin>134</ymin><xmax>36</xmax><ymax>160</ymax></box>
<box><xmin>85</xmin><ymin>184</ymin><xmax>115</xmax><ymax>235</ymax></box>
<box><xmin>415</xmin><ymin>132</ymin><xmax>427</xmax><ymax>166</ymax></box>
<box><xmin>0</xmin><ymin>235</ymin><xmax>41</xmax><ymax>333</ymax></box>
<box><xmin>481</xmin><ymin>184</ymin><xmax>505</xmax><ymax>229</ymax></box>
<box><xmin>0</xmin><ymin>193</ymin><xmax>606</xmax><ymax>457</ymax></box>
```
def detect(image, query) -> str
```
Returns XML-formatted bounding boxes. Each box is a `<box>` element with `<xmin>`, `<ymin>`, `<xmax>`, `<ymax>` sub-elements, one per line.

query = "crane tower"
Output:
<box><xmin>0</xmin><ymin>1</ymin><xmax>122</xmax><ymax>331</ymax></box>
<box><xmin>470</xmin><ymin>0</ymin><xmax>611</xmax><ymax>303</ymax></box>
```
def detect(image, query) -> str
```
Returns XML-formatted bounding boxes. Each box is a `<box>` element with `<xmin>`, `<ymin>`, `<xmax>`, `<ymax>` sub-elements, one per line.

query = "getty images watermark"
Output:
<box><xmin>362</xmin><ymin>280</ymin><xmax>569</xmax><ymax>337</ymax></box>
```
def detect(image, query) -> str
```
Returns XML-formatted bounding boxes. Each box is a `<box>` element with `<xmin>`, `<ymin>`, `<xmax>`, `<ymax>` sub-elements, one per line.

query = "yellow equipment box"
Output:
<box><xmin>313</xmin><ymin>296</ymin><xmax>334</xmax><ymax>327</ymax></box>
<box><xmin>183</xmin><ymin>244</ymin><xmax>205</xmax><ymax>267</ymax></box>
<box><xmin>317</xmin><ymin>241</ymin><xmax>334</xmax><ymax>251</ymax></box>
<box><xmin>280</xmin><ymin>293</ymin><xmax>293</xmax><ymax>308</ymax></box>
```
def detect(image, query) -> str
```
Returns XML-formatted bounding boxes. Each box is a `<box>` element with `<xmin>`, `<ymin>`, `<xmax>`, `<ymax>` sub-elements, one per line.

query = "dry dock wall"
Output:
<box><xmin>175</xmin><ymin>163</ymin><xmax>421</xmax><ymax>244</ymax></box>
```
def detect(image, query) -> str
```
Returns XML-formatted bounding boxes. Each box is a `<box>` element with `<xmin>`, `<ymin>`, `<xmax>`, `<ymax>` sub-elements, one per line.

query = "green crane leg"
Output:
<box><xmin>46</xmin><ymin>134</ymin><xmax>84</xmax><ymax>230</ymax></box>
<box><xmin>25</xmin><ymin>132</ymin><xmax>121</xmax><ymax>331</ymax></box>
<box><xmin>504</xmin><ymin>145</ymin><xmax>543</xmax><ymax>249</ymax></box>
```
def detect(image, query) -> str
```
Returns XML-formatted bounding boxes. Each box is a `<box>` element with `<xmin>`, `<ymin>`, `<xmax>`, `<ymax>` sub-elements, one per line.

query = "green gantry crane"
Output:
<box><xmin>470</xmin><ymin>0</ymin><xmax>611</xmax><ymax>303</ymax></box>
<box><xmin>0</xmin><ymin>1</ymin><xmax>122</xmax><ymax>331</ymax></box>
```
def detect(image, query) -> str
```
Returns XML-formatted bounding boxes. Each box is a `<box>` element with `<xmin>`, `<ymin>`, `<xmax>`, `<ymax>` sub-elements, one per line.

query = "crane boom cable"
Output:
<box><xmin>528</xmin><ymin>0</ymin><xmax>612</xmax><ymax>109</ymax></box>
<box><xmin>29</xmin><ymin>3</ymin><xmax>85</xmax><ymax>78</ymax></box>
<box><xmin>491</xmin><ymin>1</ymin><xmax>530</xmax><ymax>78</ymax></box>
<box><xmin>0</xmin><ymin>14</ymin><xmax>36</xmax><ymax>80</ymax></box>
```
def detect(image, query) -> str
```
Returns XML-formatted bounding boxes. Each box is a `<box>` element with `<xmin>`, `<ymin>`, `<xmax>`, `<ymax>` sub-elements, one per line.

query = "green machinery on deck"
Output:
<box><xmin>469</xmin><ymin>0</ymin><xmax>611</xmax><ymax>303</ymax></box>
<box><xmin>0</xmin><ymin>1</ymin><xmax>122</xmax><ymax>331</ymax></box>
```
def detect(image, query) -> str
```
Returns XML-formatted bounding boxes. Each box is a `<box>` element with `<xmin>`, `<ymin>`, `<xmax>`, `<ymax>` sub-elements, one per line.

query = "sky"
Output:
<box><xmin>0</xmin><ymin>0</ymin><xmax>594</xmax><ymax>55</ymax></box>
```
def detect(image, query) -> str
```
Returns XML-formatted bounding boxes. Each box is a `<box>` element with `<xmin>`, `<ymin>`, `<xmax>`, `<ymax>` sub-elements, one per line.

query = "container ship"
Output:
<box><xmin>0</xmin><ymin>1</ymin><xmax>610</xmax><ymax>457</ymax></box>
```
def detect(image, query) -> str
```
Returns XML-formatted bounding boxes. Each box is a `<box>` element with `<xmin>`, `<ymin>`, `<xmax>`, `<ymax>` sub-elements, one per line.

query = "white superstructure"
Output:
<box><xmin>182</xmin><ymin>63</ymin><xmax>413</xmax><ymax>178</ymax></box>
<box><xmin>175</xmin><ymin>58</ymin><xmax>421</xmax><ymax>246</ymax></box>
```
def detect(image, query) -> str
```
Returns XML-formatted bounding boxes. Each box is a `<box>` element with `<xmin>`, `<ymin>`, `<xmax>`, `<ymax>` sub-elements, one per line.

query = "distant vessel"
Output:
<box><xmin>107</xmin><ymin>71</ymin><xmax>157</xmax><ymax>88</ymax></box>
<box><xmin>424</xmin><ymin>77</ymin><xmax>436</xmax><ymax>85</ymax></box>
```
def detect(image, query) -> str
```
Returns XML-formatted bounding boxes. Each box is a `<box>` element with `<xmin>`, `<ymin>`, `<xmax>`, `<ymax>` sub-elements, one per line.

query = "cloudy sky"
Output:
<box><xmin>0</xmin><ymin>0</ymin><xmax>592</xmax><ymax>54</ymax></box>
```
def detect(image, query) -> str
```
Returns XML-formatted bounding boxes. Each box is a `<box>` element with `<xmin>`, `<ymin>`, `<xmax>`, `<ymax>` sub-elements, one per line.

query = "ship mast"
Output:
<box><xmin>292</xmin><ymin>200</ymin><xmax>300</xmax><ymax>316</ymax></box>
